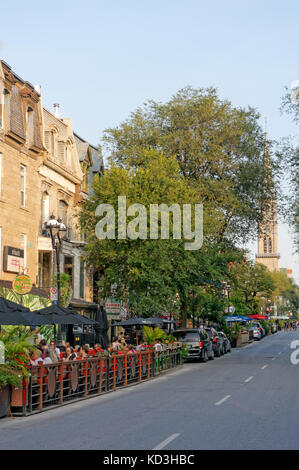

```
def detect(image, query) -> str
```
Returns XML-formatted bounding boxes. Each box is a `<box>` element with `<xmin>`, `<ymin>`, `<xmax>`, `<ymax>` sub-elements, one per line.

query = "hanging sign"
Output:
<box><xmin>12</xmin><ymin>274</ymin><xmax>32</xmax><ymax>295</ymax></box>
<box><xmin>3</xmin><ymin>246</ymin><xmax>24</xmax><ymax>273</ymax></box>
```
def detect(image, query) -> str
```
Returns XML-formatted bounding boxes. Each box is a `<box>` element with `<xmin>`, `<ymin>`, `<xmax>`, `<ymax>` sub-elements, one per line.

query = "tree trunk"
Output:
<box><xmin>180</xmin><ymin>299</ymin><xmax>188</xmax><ymax>328</ymax></box>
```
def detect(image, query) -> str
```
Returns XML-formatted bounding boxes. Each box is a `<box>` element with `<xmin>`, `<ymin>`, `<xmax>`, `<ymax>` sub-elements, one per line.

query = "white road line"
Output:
<box><xmin>153</xmin><ymin>433</ymin><xmax>180</xmax><ymax>450</ymax></box>
<box><xmin>244</xmin><ymin>376</ymin><xmax>254</xmax><ymax>383</ymax></box>
<box><xmin>215</xmin><ymin>395</ymin><xmax>231</xmax><ymax>406</ymax></box>
<box><xmin>271</xmin><ymin>357</ymin><xmax>276</xmax><ymax>361</ymax></box>
<box><xmin>278</xmin><ymin>352</ymin><xmax>282</xmax><ymax>355</ymax></box>
<box><xmin>261</xmin><ymin>365</ymin><xmax>268</xmax><ymax>370</ymax></box>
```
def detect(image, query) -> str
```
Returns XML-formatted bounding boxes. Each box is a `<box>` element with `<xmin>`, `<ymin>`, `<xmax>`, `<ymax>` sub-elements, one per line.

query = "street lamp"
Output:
<box><xmin>45</xmin><ymin>214</ymin><xmax>66</xmax><ymax>307</ymax></box>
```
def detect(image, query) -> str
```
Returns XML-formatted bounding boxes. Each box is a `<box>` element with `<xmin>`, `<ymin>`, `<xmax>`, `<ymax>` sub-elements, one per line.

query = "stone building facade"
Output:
<box><xmin>0</xmin><ymin>61</ymin><xmax>44</xmax><ymax>286</ymax></box>
<box><xmin>0</xmin><ymin>60</ymin><xmax>103</xmax><ymax>307</ymax></box>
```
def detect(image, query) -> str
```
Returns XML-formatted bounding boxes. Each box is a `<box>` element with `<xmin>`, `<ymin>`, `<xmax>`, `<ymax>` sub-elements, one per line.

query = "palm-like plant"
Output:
<box><xmin>143</xmin><ymin>326</ymin><xmax>166</xmax><ymax>344</ymax></box>
<box><xmin>0</xmin><ymin>327</ymin><xmax>37</xmax><ymax>387</ymax></box>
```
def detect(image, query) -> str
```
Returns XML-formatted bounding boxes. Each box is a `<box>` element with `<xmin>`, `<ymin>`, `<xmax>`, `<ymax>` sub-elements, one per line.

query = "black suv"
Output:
<box><xmin>204</xmin><ymin>327</ymin><xmax>224</xmax><ymax>357</ymax></box>
<box><xmin>173</xmin><ymin>328</ymin><xmax>214</xmax><ymax>361</ymax></box>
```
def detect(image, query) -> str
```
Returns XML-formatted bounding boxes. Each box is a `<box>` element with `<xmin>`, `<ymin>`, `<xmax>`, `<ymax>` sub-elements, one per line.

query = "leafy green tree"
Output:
<box><xmin>104</xmin><ymin>87</ymin><xmax>275</xmax><ymax>244</ymax></box>
<box><xmin>228</xmin><ymin>261</ymin><xmax>275</xmax><ymax>315</ymax></box>
<box><xmin>80</xmin><ymin>150</ymin><xmax>242</xmax><ymax>324</ymax></box>
<box><xmin>280</xmin><ymin>90</ymin><xmax>299</xmax><ymax>251</ymax></box>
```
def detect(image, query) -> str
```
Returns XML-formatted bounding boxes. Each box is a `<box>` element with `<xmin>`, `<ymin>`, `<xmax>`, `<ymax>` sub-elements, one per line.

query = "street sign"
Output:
<box><xmin>50</xmin><ymin>287</ymin><xmax>58</xmax><ymax>302</ymax></box>
<box><xmin>225</xmin><ymin>305</ymin><xmax>235</xmax><ymax>314</ymax></box>
<box><xmin>105</xmin><ymin>297</ymin><xmax>122</xmax><ymax>314</ymax></box>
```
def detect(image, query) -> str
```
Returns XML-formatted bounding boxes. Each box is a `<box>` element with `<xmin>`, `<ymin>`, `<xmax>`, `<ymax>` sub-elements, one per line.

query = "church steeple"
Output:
<box><xmin>256</xmin><ymin>122</ymin><xmax>280</xmax><ymax>271</ymax></box>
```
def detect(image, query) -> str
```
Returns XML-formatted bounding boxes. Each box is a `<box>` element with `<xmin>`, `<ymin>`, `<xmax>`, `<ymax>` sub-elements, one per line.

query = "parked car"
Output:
<box><xmin>251</xmin><ymin>322</ymin><xmax>265</xmax><ymax>338</ymax></box>
<box><xmin>204</xmin><ymin>327</ymin><xmax>224</xmax><ymax>357</ymax></box>
<box><xmin>173</xmin><ymin>328</ymin><xmax>214</xmax><ymax>362</ymax></box>
<box><xmin>218</xmin><ymin>331</ymin><xmax>231</xmax><ymax>353</ymax></box>
<box><xmin>251</xmin><ymin>326</ymin><xmax>262</xmax><ymax>340</ymax></box>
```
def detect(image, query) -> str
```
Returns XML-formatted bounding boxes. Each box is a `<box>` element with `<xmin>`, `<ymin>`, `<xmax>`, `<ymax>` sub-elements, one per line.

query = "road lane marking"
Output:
<box><xmin>261</xmin><ymin>365</ymin><xmax>268</xmax><ymax>370</ymax></box>
<box><xmin>244</xmin><ymin>376</ymin><xmax>254</xmax><ymax>383</ymax></box>
<box><xmin>153</xmin><ymin>433</ymin><xmax>180</xmax><ymax>450</ymax></box>
<box><xmin>215</xmin><ymin>395</ymin><xmax>231</xmax><ymax>406</ymax></box>
<box><xmin>271</xmin><ymin>357</ymin><xmax>276</xmax><ymax>360</ymax></box>
<box><xmin>278</xmin><ymin>352</ymin><xmax>282</xmax><ymax>355</ymax></box>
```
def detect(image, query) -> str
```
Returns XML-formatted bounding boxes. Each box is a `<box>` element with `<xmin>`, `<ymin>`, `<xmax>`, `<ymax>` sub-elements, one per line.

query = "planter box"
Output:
<box><xmin>11</xmin><ymin>385</ymin><xmax>28</xmax><ymax>407</ymax></box>
<box><xmin>0</xmin><ymin>386</ymin><xmax>10</xmax><ymax>418</ymax></box>
<box><xmin>241</xmin><ymin>332</ymin><xmax>249</xmax><ymax>344</ymax></box>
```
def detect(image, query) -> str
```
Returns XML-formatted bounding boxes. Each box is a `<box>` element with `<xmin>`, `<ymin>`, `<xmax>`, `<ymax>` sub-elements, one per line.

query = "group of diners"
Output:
<box><xmin>28</xmin><ymin>336</ymin><xmax>165</xmax><ymax>366</ymax></box>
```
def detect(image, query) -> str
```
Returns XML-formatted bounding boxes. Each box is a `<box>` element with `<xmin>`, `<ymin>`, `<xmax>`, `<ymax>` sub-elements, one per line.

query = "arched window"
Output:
<box><xmin>58</xmin><ymin>200</ymin><xmax>68</xmax><ymax>226</ymax></box>
<box><xmin>42</xmin><ymin>192</ymin><xmax>50</xmax><ymax>223</ymax></box>
<box><xmin>263</xmin><ymin>237</ymin><xmax>267</xmax><ymax>253</ymax></box>
<box><xmin>268</xmin><ymin>238</ymin><xmax>272</xmax><ymax>253</ymax></box>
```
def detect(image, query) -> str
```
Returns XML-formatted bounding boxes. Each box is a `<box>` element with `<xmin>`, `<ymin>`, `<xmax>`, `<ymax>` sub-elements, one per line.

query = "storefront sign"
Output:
<box><xmin>105</xmin><ymin>297</ymin><xmax>122</xmax><ymax>314</ymax></box>
<box><xmin>12</xmin><ymin>274</ymin><xmax>32</xmax><ymax>295</ymax></box>
<box><xmin>3</xmin><ymin>246</ymin><xmax>24</xmax><ymax>273</ymax></box>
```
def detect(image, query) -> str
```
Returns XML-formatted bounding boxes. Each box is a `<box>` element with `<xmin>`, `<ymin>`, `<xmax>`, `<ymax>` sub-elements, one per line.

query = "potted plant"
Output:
<box><xmin>0</xmin><ymin>327</ymin><xmax>36</xmax><ymax>417</ymax></box>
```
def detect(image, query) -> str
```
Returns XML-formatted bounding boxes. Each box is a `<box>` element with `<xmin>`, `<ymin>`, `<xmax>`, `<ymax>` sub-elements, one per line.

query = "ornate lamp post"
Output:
<box><xmin>45</xmin><ymin>215</ymin><xmax>66</xmax><ymax>306</ymax></box>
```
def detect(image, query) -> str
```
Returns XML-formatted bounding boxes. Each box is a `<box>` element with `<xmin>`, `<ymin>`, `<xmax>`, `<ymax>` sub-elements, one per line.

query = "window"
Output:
<box><xmin>58</xmin><ymin>200</ymin><xmax>68</xmax><ymax>225</ymax></box>
<box><xmin>42</xmin><ymin>192</ymin><xmax>50</xmax><ymax>224</ymax></box>
<box><xmin>0</xmin><ymin>227</ymin><xmax>2</xmax><ymax>274</ymax></box>
<box><xmin>81</xmin><ymin>162</ymin><xmax>89</xmax><ymax>193</ymax></box>
<box><xmin>79</xmin><ymin>260</ymin><xmax>85</xmax><ymax>299</ymax></box>
<box><xmin>3</xmin><ymin>89</ymin><xmax>10</xmax><ymax>129</ymax></box>
<box><xmin>0</xmin><ymin>90</ymin><xmax>3</xmax><ymax>129</ymax></box>
<box><xmin>0</xmin><ymin>153</ymin><xmax>2</xmax><ymax>197</ymax></box>
<box><xmin>268</xmin><ymin>238</ymin><xmax>272</xmax><ymax>253</ymax></box>
<box><xmin>263</xmin><ymin>237</ymin><xmax>267</xmax><ymax>253</ymax></box>
<box><xmin>20</xmin><ymin>234</ymin><xmax>27</xmax><ymax>271</ymax></box>
<box><xmin>26</xmin><ymin>107</ymin><xmax>34</xmax><ymax>146</ymax></box>
<box><xmin>20</xmin><ymin>165</ymin><xmax>26</xmax><ymax>207</ymax></box>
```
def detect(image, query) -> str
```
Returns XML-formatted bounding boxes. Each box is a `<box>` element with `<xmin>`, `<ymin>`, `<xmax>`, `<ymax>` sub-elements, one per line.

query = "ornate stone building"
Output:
<box><xmin>0</xmin><ymin>60</ymin><xmax>103</xmax><ymax>308</ymax></box>
<box><xmin>0</xmin><ymin>60</ymin><xmax>44</xmax><ymax>287</ymax></box>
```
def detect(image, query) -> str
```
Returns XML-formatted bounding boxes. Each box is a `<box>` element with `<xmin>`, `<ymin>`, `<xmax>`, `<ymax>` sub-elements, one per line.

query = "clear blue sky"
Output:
<box><xmin>1</xmin><ymin>0</ymin><xmax>298</xmax><ymax>280</ymax></box>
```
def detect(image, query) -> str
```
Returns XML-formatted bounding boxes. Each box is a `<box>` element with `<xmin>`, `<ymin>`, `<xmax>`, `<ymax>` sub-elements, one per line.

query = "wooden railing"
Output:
<box><xmin>11</xmin><ymin>347</ymin><xmax>182</xmax><ymax>416</ymax></box>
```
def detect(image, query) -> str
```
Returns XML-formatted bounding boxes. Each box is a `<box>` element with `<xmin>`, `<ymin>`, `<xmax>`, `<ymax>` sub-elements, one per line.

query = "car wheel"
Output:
<box><xmin>221</xmin><ymin>346</ymin><xmax>224</xmax><ymax>356</ymax></box>
<box><xmin>209</xmin><ymin>349</ymin><xmax>214</xmax><ymax>360</ymax></box>
<box><xmin>215</xmin><ymin>347</ymin><xmax>221</xmax><ymax>357</ymax></box>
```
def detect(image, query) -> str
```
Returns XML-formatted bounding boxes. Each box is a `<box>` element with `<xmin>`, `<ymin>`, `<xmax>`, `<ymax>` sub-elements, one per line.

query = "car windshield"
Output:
<box><xmin>173</xmin><ymin>331</ymin><xmax>199</xmax><ymax>342</ymax></box>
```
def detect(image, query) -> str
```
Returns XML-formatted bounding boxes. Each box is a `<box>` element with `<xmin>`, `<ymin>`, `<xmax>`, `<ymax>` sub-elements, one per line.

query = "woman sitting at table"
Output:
<box><xmin>62</xmin><ymin>346</ymin><xmax>76</xmax><ymax>361</ymax></box>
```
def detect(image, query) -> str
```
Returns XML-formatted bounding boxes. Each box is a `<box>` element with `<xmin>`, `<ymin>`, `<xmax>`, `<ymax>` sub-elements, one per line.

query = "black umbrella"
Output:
<box><xmin>35</xmin><ymin>304</ymin><xmax>99</xmax><ymax>325</ymax></box>
<box><xmin>94</xmin><ymin>306</ymin><xmax>109</xmax><ymax>349</ymax></box>
<box><xmin>0</xmin><ymin>296</ymin><xmax>46</xmax><ymax>326</ymax></box>
<box><xmin>116</xmin><ymin>317</ymin><xmax>165</xmax><ymax>345</ymax></box>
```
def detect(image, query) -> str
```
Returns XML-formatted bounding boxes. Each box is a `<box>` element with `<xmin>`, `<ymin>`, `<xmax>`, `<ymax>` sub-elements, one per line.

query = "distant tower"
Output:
<box><xmin>255</xmin><ymin>123</ymin><xmax>280</xmax><ymax>271</ymax></box>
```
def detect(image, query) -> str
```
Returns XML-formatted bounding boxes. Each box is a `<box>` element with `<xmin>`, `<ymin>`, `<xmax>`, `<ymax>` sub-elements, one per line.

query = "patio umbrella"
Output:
<box><xmin>249</xmin><ymin>314</ymin><xmax>269</xmax><ymax>320</ymax></box>
<box><xmin>35</xmin><ymin>304</ymin><xmax>99</xmax><ymax>325</ymax></box>
<box><xmin>94</xmin><ymin>306</ymin><xmax>109</xmax><ymax>349</ymax></box>
<box><xmin>225</xmin><ymin>315</ymin><xmax>250</xmax><ymax>322</ymax></box>
<box><xmin>116</xmin><ymin>317</ymin><xmax>165</xmax><ymax>345</ymax></box>
<box><xmin>0</xmin><ymin>296</ymin><xmax>46</xmax><ymax>326</ymax></box>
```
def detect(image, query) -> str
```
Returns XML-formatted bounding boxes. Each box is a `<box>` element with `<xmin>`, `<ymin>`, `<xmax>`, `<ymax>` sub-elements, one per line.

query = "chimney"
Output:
<box><xmin>53</xmin><ymin>103</ymin><xmax>60</xmax><ymax>118</ymax></box>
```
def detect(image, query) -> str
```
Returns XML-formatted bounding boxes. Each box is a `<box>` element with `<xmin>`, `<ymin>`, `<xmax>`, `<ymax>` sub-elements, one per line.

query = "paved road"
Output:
<box><xmin>1</xmin><ymin>331</ymin><xmax>299</xmax><ymax>450</ymax></box>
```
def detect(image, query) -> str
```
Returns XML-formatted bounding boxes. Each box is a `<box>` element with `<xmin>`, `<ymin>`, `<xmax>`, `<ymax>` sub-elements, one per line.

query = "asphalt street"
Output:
<box><xmin>1</xmin><ymin>331</ymin><xmax>299</xmax><ymax>450</ymax></box>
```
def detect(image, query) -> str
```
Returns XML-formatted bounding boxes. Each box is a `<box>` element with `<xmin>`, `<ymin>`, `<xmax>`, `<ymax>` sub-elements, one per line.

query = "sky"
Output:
<box><xmin>1</xmin><ymin>0</ymin><xmax>298</xmax><ymax>281</ymax></box>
